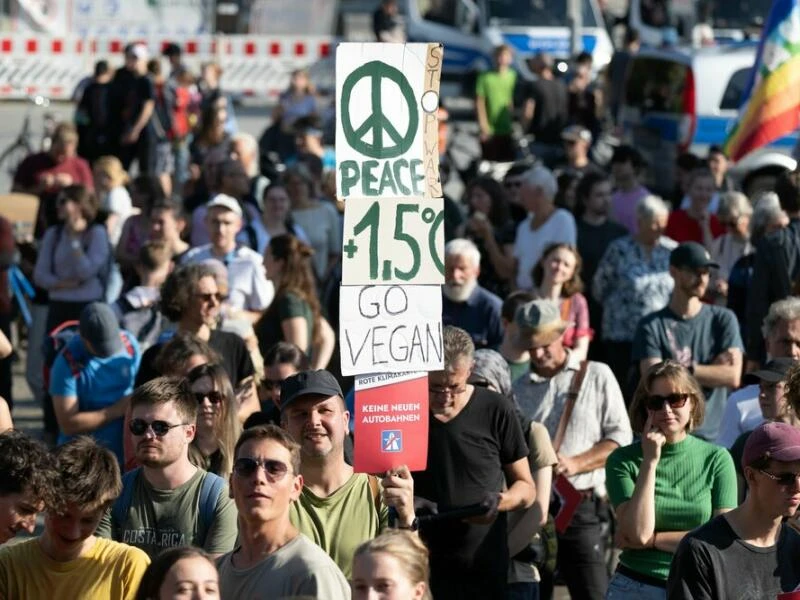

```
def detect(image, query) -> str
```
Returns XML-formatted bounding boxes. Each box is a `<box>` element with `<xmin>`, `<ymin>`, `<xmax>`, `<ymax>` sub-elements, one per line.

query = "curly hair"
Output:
<box><xmin>464</xmin><ymin>176</ymin><xmax>511</xmax><ymax>226</ymax></box>
<box><xmin>160</xmin><ymin>263</ymin><xmax>218</xmax><ymax>322</ymax></box>
<box><xmin>628</xmin><ymin>360</ymin><xmax>706</xmax><ymax>434</ymax></box>
<box><xmin>784</xmin><ymin>361</ymin><xmax>800</xmax><ymax>421</ymax></box>
<box><xmin>531</xmin><ymin>243</ymin><xmax>584</xmax><ymax>297</ymax></box>
<box><xmin>0</xmin><ymin>430</ymin><xmax>59</xmax><ymax>508</ymax></box>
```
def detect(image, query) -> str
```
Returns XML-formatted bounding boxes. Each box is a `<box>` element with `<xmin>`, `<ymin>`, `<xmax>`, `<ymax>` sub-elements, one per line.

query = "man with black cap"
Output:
<box><xmin>668</xmin><ymin>421</ymin><xmax>800</xmax><ymax>598</ymax></box>
<box><xmin>633</xmin><ymin>241</ymin><xmax>743</xmax><ymax>441</ymax></box>
<box><xmin>555</xmin><ymin>125</ymin><xmax>603</xmax><ymax>179</ymax></box>
<box><xmin>49</xmin><ymin>302</ymin><xmax>139</xmax><ymax>463</ymax></box>
<box><xmin>512</xmin><ymin>300</ymin><xmax>631</xmax><ymax>600</ymax></box>
<box><xmin>279</xmin><ymin>369</ymin><xmax>416</xmax><ymax>578</ymax></box>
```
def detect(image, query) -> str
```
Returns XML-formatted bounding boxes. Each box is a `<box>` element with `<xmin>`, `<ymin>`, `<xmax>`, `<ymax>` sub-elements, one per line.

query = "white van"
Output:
<box><xmin>618</xmin><ymin>43</ymin><xmax>796</xmax><ymax>197</ymax></box>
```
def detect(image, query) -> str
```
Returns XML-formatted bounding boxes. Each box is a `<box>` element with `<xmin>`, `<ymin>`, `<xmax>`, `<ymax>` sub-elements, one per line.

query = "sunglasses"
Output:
<box><xmin>645</xmin><ymin>393</ymin><xmax>690</xmax><ymax>411</ymax></box>
<box><xmin>193</xmin><ymin>292</ymin><xmax>225</xmax><ymax>303</ymax></box>
<box><xmin>194</xmin><ymin>391</ymin><xmax>223</xmax><ymax>405</ymax></box>
<box><xmin>233</xmin><ymin>457</ymin><xmax>290</xmax><ymax>481</ymax></box>
<box><xmin>129</xmin><ymin>419</ymin><xmax>187</xmax><ymax>437</ymax></box>
<box><xmin>758</xmin><ymin>469</ymin><xmax>800</xmax><ymax>487</ymax></box>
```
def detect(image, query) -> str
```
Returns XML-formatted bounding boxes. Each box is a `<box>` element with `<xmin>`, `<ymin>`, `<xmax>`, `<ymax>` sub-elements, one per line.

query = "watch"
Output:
<box><xmin>396</xmin><ymin>517</ymin><xmax>419</xmax><ymax>531</ymax></box>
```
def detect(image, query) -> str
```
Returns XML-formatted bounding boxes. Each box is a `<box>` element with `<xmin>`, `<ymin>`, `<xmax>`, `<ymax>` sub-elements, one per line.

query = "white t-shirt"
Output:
<box><xmin>513</xmin><ymin>208</ymin><xmax>577</xmax><ymax>290</ymax></box>
<box><xmin>715</xmin><ymin>384</ymin><xmax>763</xmax><ymax>448</ymax></box>
<box><xmin>103</xmin><ymin>186</ymin><xmax>133</xmax><ymax>246</ymax></box>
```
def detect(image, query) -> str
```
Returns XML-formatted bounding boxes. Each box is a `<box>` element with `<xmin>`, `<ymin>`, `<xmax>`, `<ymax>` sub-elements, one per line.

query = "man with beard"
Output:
<box><xmin>280</xmin><ymin>370</ymin><xmax>416</xmax><ymax>578</ymax></box>
<box><xmin>441</xmin><ymin>238</ymin><xmax>503</xmax><ymax>350</ymax></box>
<box><xmin>633</xmin><ymin>242</ymin><xmax>743</xmax><ymax>441</ymax></box>
<box><xmin>668</xmin><ymin>422</ymin><xmax>800</xmax><ymax>597</ymax></box>
<box><xmin>96</xmin><ymin>377</ymin><xmax>237</xmax><ymax>558</ymax></box>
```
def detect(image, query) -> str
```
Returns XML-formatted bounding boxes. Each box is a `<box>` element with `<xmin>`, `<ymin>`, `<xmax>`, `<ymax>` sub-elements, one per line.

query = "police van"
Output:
<box><xmin>404</xmin><ymin>0</ymin><xmax>614</xmax><ymax>93</ymax></box>
<box><xmin>618</xmin><ymin>43</ymin><xmax>797</xmax><ymax>198</ymax></box>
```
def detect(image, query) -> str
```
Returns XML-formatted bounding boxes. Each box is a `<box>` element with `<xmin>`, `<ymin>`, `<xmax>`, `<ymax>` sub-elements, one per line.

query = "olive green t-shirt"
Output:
<box><xmin>96</xmin><ymin>468</ymin><xmax>238</xmax><ymax>558</ymax></box>
<box><xmin>290</xmin><ymin>473</ymin><xmax>389</xmax><ymax>578</ymax></box>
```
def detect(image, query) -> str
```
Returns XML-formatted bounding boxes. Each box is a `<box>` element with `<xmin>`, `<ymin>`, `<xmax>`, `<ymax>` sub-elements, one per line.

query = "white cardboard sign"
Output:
<box><xmin>341</xmin><ymin>196</ymin><xmax>444</xmax><ymax>285</ymax></box>
<box><xmin>336</xmin><ymin>42</ymin><xmax>443</xmax><ymax>200</ymax></box>
<box><xmin>339</xmin><ymin>285</ymin><xmax>443</xmax><ymax>376</ymax></box>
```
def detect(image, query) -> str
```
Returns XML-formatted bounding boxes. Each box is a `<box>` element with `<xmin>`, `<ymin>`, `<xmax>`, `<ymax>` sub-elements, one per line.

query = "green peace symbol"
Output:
<box><xmin>341</xmin><ymin>61</ymin><xmax>419</xmax><ymax>159</ymax></box>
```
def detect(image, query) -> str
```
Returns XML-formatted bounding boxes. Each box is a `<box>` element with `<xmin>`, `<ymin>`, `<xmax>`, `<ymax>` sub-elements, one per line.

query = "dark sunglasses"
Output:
<box><xmin>129</xmin><ymin>419</ymin><xmax>187</xmax><ymax>437</ymax></box>
<box><xmin>193</xmin><ymin>292</ymin><xmax>225</xmax><ymax>303</ymax></box>
<box><xmin>233</xmin><ymin>457</ymin><xmax>290</xmax><ymax>481</ymax></box>
<box><xmin>261</xmin><ymin>378</ymin><xmax>282</xmax><ymax>391</ymax></box>
<box><xmin>194</xmin><ymin>391</ymin><xmax>223</xmax><ymax>405</ymax></box>
<box><xmin>758</xmin><ymin>469</ymin><xmax>800</xmax><ymax>487</ymax></box>
<box><xmin>645</xmin><ymin>393</ymin><xmax>690</xmax><ymax>411</ymax></box>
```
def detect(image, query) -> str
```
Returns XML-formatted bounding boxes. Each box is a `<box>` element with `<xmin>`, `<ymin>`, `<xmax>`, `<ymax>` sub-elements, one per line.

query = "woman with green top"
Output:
<box><xmin>605</xmin><ymin>360</ymin><xmax>737</xmax><ymax>599</ymax></box>
<box><xmin>187</xmin><ymin>363</ymin><xmax>241</xmax><ymax>477</ymax></box>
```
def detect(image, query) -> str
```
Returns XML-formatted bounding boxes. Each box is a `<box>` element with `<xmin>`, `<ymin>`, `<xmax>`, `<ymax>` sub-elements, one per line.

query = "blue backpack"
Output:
<box><xmin>111</xmin><ymin>468</ymin><xmax>225</xmax><ymax>547</ymax></box>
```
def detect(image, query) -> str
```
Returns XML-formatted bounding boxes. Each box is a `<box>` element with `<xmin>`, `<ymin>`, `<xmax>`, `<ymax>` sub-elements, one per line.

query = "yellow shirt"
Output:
<box><xmin>0</xmin><ymin>536</ymin><xmax>150</xmax><ymax>600</ymax></box>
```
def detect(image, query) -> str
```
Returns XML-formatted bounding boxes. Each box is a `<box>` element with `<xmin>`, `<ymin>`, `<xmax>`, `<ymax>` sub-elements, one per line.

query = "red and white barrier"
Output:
<box><xmin>0</xmin><ymin>34</ymin><xmax>334</xmax><ymax>101</ymax></box>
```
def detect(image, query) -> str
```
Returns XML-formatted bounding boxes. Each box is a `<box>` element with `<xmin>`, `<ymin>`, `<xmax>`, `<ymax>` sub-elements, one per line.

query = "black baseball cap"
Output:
<box><xmin>744</xmin><ymin>357</ymin><xmax>796</xmax><ymax>385</ymax></box>
<box><xmin>670</xmin><ymin>242</ymin><xmax>719</xmax><ymax>270</ymax></box>
<box><xmin>280</xmin><ymin>370</ymin><xmax>343</xmax><ymax>411</ymax></box>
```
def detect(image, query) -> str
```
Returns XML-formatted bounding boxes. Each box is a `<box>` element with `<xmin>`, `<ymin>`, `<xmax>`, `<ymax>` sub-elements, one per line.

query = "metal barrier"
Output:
<box><xmin>0</xmin><ymin>34</ymin><xmax>334</xmax><ymax>101</ymax></box>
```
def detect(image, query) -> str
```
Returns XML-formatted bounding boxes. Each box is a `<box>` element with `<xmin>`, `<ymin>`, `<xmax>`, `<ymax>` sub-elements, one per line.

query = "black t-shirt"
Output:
<box><xmin>135</xmin><ymin>329</ymin><xmax>255</xmax><ymax>388</ymax></box>
<box><xmin>526</xmin><ymin>78</ymin><xmax>568</xmax><ymax>144</ymax></box>
<box><xmin>415</xmin><ymin>387</ymin><xmax>528</xmax><ymax>586</ymax></box>
<box><xmin>110</xmin><ymin>69</ymin><xmax>156</xmax><ymax>135</ymax></box>
<box><xmin>577</xmin><ymin>218</ymin><xmax>628</xmax><ymax>305</ymax></box>
<box><xmin>667</xmin><ymin>514</ymin><xmax>800</xmax><ymax>599</ymax></box>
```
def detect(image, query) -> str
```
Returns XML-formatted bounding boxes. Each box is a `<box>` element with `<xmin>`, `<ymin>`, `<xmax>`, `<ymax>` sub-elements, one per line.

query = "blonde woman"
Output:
<box><xmin>93</xmin><ymin>155</ymin><xmax>133</xmax><ymax>247</ymax></box>
<box><xmin>187</xmin><ymin>363</ymin><xmax>241</xmax><ymax>477</ymax></box>
<box><xmin>352</xmin><ymin>530</ymin><xmax>431</xmax><ymax>600</ymax></box>
<box><xmin>605</xmin><ymin>361</ymin><xmax>736</xmax><ymax>599</ymax></box>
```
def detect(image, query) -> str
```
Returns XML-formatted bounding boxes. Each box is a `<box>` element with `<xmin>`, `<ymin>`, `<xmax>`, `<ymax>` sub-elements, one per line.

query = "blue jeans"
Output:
<box><xmin>507</xmin><ymin>582</ymin><xmax>539</xmax><ymax>600</ymax></box>
<box><xmin>606</xmin><ymin>572</ymin><xmax>666</xmax><ymax>600</ymax></box>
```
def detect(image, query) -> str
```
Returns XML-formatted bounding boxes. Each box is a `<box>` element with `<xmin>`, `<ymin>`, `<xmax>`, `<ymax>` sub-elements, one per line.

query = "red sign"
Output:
<box><xmin>353</xmin><ymin>372</ymin><xmax>429</xmax><ymax>473</ymax></box>
<box><xmin>552</xmin><ymin>475</ymin><xmax>583</xmax><ymax>534</ymax></box>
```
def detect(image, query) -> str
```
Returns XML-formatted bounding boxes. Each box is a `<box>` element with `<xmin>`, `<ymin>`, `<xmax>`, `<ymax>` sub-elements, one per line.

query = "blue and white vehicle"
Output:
<box><xmin>618</xmin><ymin>43</ymin><xmax>797</xmax><ymax>198</ymax></box>
<box><xmin>404</xmin><ymin>0</ymin><xmax>614</xmax><ymax>93</ymax></box>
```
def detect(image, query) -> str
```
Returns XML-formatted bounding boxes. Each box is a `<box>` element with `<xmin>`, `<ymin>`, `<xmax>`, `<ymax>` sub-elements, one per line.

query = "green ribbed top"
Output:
<box><xmin>606</xmin><ymin>434</ymin><xmax>737</xmax><ymax>581</ymax></box>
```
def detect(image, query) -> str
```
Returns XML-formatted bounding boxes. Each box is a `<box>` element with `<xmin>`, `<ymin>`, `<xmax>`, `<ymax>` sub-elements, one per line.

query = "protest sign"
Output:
<box><xmin>353</xmin><ymin>371</ymin><xmax>429</xmax><ymax>473</ymax></box>
<box><xmin>336</xmin><ymin>42</ymin><xmax>443</xmax><ymax>200</ymax></box>
<box><xmin>339</xmin><ymin>285</ymin><xmax>443</xmax><ymax>376</ymax></box>
<box><xmin>341</xmin><ymin>196</ymin><xmax>444</xmax><ymax>285</ymax></box>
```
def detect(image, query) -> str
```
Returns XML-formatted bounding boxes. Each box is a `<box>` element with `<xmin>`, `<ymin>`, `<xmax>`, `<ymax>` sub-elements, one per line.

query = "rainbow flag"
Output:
<box><xmin>723</xmin><ymin>0</ymin><xmax>800</xmax><ymax>161</ymax></box>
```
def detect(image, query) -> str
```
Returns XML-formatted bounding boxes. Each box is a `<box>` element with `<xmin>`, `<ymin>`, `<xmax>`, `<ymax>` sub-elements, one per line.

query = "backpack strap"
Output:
<box><xmin>120</xmin><ymin>331</ymin><xmax>135</xmax><ymax>358</ymax></box>
<box><xmin>112</xmin><ymin>467</ymin><xmax>141</xmax><ymax>537</ymax></box>
<box><xmin>62</xmin><ymin>347</ymin><xmax>83</xmax><ymax>378</ymax></box>
<box><xmin>197</xmin><ymin>472</ymin><xmax>226</xmax><ymax>548</ymax></box>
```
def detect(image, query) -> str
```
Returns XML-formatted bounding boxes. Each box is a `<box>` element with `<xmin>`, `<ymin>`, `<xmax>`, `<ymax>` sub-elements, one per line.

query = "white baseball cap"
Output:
<box><xmin>206</xmin><ymin>194</ymin><xmax>242</xmax><ymax>217</ymax></box>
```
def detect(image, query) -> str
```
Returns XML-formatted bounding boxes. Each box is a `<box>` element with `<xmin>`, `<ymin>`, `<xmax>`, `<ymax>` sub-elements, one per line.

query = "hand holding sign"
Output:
<box><xmin>381</xmin><ymin>465</ymin><xmax>416</xmax><ymax>527</ymax></box>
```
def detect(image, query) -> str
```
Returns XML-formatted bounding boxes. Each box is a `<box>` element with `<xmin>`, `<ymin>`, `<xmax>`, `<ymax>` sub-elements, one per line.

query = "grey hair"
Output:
<box><xmin>445</xmin><ymin>238</ymin><xmax>481</xmax><ymax>268</ymax></box>
<box><xmin>763</xmin><ymin>297</ymin><xmax>800</xmax><ymax>340</ymax></box>
<box><xmin>636</xmin><ymin>194</ymin><xmax>670</xmax><ymax>222</ymax></box>
<box><xmin>751</xmin><ymin>192</ymin><xmax>786</xmax><ymax>242</ymax></box>
<box><xmin>442</xmin><ymin>326</ymin><xmax>475</xmax><ymax>371</ymax></box>
<box><xmin>717</xmin><ymin>191</ymin><xmax>752</xmax><ymax>222</ymax></box>
<box><xmin>230</xmin><ymin>133</ymin><xmax>260</xmax><ymax>177</ymax></box>
<box><xmin>520</xmin><ymin>165</ymin><xmax>558</xmax><ymax>200</ymax></box>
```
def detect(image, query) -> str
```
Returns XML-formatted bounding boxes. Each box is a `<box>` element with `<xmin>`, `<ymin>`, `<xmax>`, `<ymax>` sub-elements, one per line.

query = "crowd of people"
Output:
<box><xmin>2</xmin><ymin>22</ymin><xmax>800</xmax><ymax>600</ymax></box>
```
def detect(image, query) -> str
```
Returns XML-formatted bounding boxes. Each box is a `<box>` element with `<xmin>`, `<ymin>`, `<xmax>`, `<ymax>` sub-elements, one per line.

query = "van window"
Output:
<box><xmin>624</xmin><ymin>57</ymin><xmax>689</xmax><ymax>113</ymax></box>
<box><xmin>486</xmin><ymin>0</ymin><xmax>598</xmax><ymax>28</ymax></box>
<box><xmin>418</xmin><ymin>0</ymin><xmax>457</xmax><ymax>25</ymax></box>
<box><xmin>719</xmin><ymin>67</ymin><xmax>750</xmax><ymax>111</ymax></box>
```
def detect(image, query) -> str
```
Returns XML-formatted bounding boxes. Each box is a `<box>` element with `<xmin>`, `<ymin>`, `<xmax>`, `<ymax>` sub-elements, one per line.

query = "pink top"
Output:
<box><xmin>561</xmin><ymin>293</ymin><xmax>594</xmax><ymax>349</ymax></box>
<box><xmin>611</xmin><ymin>185</ymin><xmax>650</xmax><ymax>234</ymax></box>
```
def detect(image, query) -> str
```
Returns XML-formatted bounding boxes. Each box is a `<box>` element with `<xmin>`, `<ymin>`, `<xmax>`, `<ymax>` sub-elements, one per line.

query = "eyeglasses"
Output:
<box><xmin>429</xmin><ymin>385</ymin><xmax>468</xmax><ymax>397</ymax></box>
<box><xmin>129</xmin><ymin>419</ymin><xmax>188</xmax><ymax>437</ymax></box>
<box><xmin>233</xmin><ymin>457</ymin><xmax>290</xmax><ymax>481</ymax></box>
<box><xmin>193</xmin><ymin>292</ymin><xmax>225</xmax><ymax>303</ymax></box>
<box><xmin>758</xmin><ymin>469</ymin><xmax>800</xmax><ymax>487</ymax></box>
<box><xmin>194</xmin><ymin>391</ymin><xmax>223</xmax><ymax>405</ymax></box>
<box><xmin>645</xmin><ymin>393</ymin><xmax>690</xmax><ymax>411</ymax></box>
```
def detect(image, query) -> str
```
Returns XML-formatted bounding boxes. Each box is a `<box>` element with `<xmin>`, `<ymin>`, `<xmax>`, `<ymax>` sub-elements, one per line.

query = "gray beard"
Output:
<box><xmin>443</xmin><ymin>279</ymin><xmax>478</xmax><ymax>302</ymax></box>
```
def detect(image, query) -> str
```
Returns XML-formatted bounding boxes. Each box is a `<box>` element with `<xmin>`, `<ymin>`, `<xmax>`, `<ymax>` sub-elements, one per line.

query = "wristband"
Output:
<box><xmin>396</xmin><ymin>517</ymin><xmax>419</xmax><ymax>532</ymax></box>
